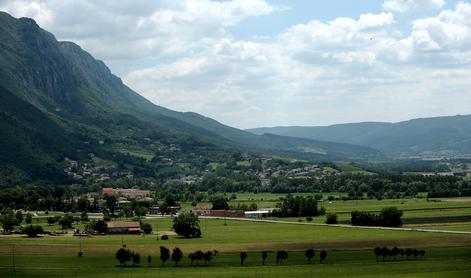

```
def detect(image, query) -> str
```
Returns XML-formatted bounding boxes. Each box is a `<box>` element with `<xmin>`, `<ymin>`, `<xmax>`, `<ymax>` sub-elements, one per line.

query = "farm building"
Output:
<box><xmin>245</xmin><ymin>210</ymin><xmax>271</xmax><ymax>219</ymax></box>
<box><xmin>107</xmin><ymin>221</ymin><xmax>141</xmax><ymax>234</ymax></box>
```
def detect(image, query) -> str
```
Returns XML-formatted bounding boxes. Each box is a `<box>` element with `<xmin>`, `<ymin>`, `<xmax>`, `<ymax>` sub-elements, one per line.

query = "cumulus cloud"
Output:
<box><xmin>1</xmin><ymin>0</ymin><xmax>471</xmax><ymax>128</ymax></box>
<box><xmin>383</xmin><ymin>0</ymin><xmax>445</xmax><ymax>13</ymax></box>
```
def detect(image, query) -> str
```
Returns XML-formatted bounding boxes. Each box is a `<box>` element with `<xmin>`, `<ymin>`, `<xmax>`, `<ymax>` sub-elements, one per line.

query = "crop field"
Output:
<box><xmin>1</xmin><ymin>196</ymin><xmax>471</xmax><ymax>277</ymax></box>
<box><xmin>0</xmin><ymin>218</ymin><xmax>470</xmax><ymax>278</ymax></box>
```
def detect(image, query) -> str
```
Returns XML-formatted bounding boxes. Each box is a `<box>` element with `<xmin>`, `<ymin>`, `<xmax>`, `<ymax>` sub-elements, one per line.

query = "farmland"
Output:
<box><xmin>1</xmin><ymin>213</ymin><xmax>471</xmax><ymax>277</ymax></box>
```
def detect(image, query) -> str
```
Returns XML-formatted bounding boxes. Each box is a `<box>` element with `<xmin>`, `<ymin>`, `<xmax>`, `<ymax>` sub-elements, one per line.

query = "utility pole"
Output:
<box><xmin>79</xmin><ymin>235</ymin><xmax>82</xmax><ymax>254</ymax></box>
<box><xmin>12</xmin><ymin>244</ymin><xmax>16</xmax><ymax>272</ymax></box>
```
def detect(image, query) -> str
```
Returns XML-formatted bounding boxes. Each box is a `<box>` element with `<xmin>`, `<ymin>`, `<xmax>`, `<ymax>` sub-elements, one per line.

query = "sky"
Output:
<box><xmin>1</xmin><ymin>0</ymin><xmax>471</xmax><ymax>129</ymax></box>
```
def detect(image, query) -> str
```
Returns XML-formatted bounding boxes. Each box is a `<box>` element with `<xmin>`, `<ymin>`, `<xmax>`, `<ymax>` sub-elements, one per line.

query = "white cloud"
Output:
<box><xmin>1</xmin><ymin>0</ymin><xmax>471</xmax><ymax>128</ymax></box>
<box><xmin>383</xmin><ymin>0</ymin><xmax>445</xmax><ymax>13</ymax></box>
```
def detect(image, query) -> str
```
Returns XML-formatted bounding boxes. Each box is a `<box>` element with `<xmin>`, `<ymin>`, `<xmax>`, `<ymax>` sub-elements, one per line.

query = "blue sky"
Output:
<box><xmin>1</xmin><ymin>0</ymin><xmax>471</xmax><ymax>129</ymax></box>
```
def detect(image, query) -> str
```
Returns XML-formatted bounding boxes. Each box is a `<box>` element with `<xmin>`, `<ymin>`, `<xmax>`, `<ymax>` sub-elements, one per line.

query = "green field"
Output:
<box><xmin>1</xmin><ymin>246</ymin><xmax>470</xmax><ymax>278</ymax></box>
<box><xmin>1</xmin><ymin>218</ymin><xmax>471</xmax><ymax>277</ymax></box>
<box><xmin>2</xmin><ymin>196</ymin><xmax>471</xmax><ymax>277</ymax></box>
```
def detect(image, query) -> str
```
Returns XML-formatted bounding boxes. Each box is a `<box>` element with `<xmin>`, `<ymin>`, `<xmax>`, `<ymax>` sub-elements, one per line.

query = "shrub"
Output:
<box><xmin>325</xmin><ymin>213</ymin><xmax>338</xmax><ymax>224</ymax></box>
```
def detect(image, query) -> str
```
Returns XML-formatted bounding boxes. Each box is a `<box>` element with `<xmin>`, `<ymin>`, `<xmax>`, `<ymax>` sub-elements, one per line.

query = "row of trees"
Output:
<box><xmin>373</xmin><ymin>247</ymin><xmax>425</xmax><ymax>261</ymax></box>
<box><xmin>240</xmin><ymin>250</ymin><xmax>328</xmax><ymax>265</ymax></box>
<box><xmin>272</xmin><ymin>195</ymin><xmax>325</xmax><ymax>217</ymax></box>
<box><xmin>0</xmin><ymin>209</ymin><xmax>33</xmax><ymax>231</ymax></box>
<box><xmin>117</xmin><ymin>248</ymin><xmax>329</xmax><ymax>268</ymax></box>
<box><xmin>351</xmin><ymin>207</ymin><xmax>403</xmax><ymax>227</ymax></box>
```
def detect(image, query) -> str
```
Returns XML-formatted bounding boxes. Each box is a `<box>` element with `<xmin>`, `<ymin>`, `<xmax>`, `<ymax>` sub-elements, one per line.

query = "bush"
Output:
<box><xmin>116</xmin><ymin>248</ymin><xmax>132</xmax><ymax>266</ymax></box>
<box><xmin>141</xmin><ymin>223</ymin><xmax>152</xmax><ymax>234</ymax></box>
<box><xmin>325</xmin><ymin>213</ymin><xmax>338</xmax><ymax>224</ymax></box>
<box><xmin>161</xmin><ymin>234</ymin><xmax>169</xmax><ymax>240</ymax></box>
<box><xmin>21</xmin><ymin>225</ymin><xmax>44</xmax><ymax>237</ymax></box>
<box><xmin>172</xmin><ymin>212</ymin><xmax>201</xmax><ymax>238</ymax></box>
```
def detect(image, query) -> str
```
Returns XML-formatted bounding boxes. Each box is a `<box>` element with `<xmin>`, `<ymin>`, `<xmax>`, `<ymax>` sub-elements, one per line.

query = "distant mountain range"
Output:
<box><xmin>0</xmin><ymin>12</ymin><xmax>382</xmax><ymax>183</ymax></box>
<box><xmin>247</xmin><ymin>115</ymin><xmax>471</xmax><ymax>159</ymax></box>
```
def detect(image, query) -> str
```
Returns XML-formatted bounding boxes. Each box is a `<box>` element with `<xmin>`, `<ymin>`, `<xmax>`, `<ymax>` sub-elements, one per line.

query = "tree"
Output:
<box><xmin>374</xmin><ymin>247</ymin><xmax>382</xmax><ymax>262</ymax></box>
<box><xmin>203</xmin><ymin>251</ymin><xmax>213</xmax><ymax>265</ymax></box>
<box><xmin>380</xmin><ymin>207</ymin><xmax>403</xmax><ymax>227</ymax></box>
<box><xmin>0</xmin><ymin>210</ymin><xmax>17</xmax><ymax>232</ymax></box>
<box><xmin>116</xmin><ymin>248</ymin><xmax>132</xmax><ymax>266</ymax></box>
<box><xmin>405</xmin><ymin>248</ymin><xmax>413</xmax><ymax>260</ymax></box>
<box><xmin>141</xmin><ymin>223</ymin><xmax>152</xmax><ymax>234</ymax></box>
<box><xmin>240</xmin><ymin>252</ymin><xmax>248</xmax><ymax>266</ymax></box>
<box><xmin>132</xmin><ymin>252</ymin><xmax>141</xmax><ymax>266</ymax></box>
<box><xmin>58</xmin><ymin>214</ymin><xmax>75</xmax><ymax>229</ymax></box>
<box><xmin>262</xmin><ymin>251</ymin><xmax>268</xmax><ymax>265</ymax></box>
<box><xmin>194</xmin><ymin>250</ymin><xmax>204</xmax><ymax>265</ymax></box>
<box><xmin>171</xmin><ymin>248</ymin><xmax>183</xmax><ymax>266</ymax></box>
<box><xmin>15</xmin><ymin>211</ymin><xmax>23</xmax><ymax>224</ymax></box>
<box><xmin>381</xmin><ymin>247</ymin><xmax>389</xmax><ymax>261</ymax></box>
<box><xmin>172</xmin><ymin>212</ymin><xmax>201</xmax><ymax>238</ymax></box>
<box><xmin>21</xmin><ymin>225</ymin><xmax>43</xmax><ymax>237</ymax></box>
<box><xmin>25</xmin><ymin>213</ymin><xmax>33</xmax><ymax>224</ymax></box>
<box><xmin>325</xmin><ymin>213</ymin><xmax>338</xmax><ymax>224</ymax></box>
<box><xmin>391</xmin><ymin>247</ymin><xmax>400</xmax><ymax>260</ymax></box>
<box><xmin>188</xmin><ymin>252</ymin><xmax>197</xmax><ymax>265</ymax></box>
<box><xmin>47</xmin><ymin>216</ymin><xmax>57</xmax><ymax>225</ymax></box>
<box><xmin>80</xmin><ymin>212</ymin><xmax>89</xmax><ymax>222</ymax></box>
<box><xmin>211</xmin><ymin>196</ymin><xmax>229</xmax><ymax>210</ymax></box>
<box><xmin>77</xmin><ymin>197</ymin><xmax>90</xmax><ymax>212</ymax></box>
<box><xmin>160</xmin><ymin>246</ymin><xmax>170</xmax><ymax>266</ymax></box>
<box><xmin>304</xmin><ymin>249</ymin><xmax>315</xmax><ymax>264</ymax></box>
<box><xmin>320</xmin><ymin>250</ymin><xmax>328</xmax><ymax>263</ymax></box>
<box><xmin>276</xmin><ymin>251</ymin><xmax>288</xmax><ymax>264</ymax></box>
<box><xmin>104</xmin><ymin>195</ymin><xmax>117</xmax><ymax>214</ymax></box>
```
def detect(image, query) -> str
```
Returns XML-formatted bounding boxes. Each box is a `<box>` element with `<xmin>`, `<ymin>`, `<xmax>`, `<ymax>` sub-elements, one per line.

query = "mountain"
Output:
<box><xmin>248</xmin><ymin>115</ymin><xmax>471</xmax><ymax>159</ymax></box>
<box><xmin>0</xmin><ymin>12</ymin><xmax>382</xmax><ymax>183</ymax></box>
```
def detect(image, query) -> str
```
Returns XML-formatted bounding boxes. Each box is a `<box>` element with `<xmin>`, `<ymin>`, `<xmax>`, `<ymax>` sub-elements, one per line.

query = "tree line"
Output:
<box><xmin>373</xmin><ymin>246</ymin><xmax>425</xmax><ymax>261</ymax></box>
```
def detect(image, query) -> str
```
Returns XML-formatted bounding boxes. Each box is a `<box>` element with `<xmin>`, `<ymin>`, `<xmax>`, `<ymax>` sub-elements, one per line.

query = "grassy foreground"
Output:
<box><xmin>0</xmin><ymin>247</ymin><xmax>470</xmax><ymax>278</ymax></box>
<box><xmin>0</xmin><ymin>218</ymin><xmax>471</xmax><ymax>277</ymax></box>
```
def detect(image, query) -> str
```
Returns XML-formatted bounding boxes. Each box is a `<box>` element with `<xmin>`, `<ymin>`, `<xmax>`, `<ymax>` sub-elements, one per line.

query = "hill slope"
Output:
<box><xmin>0</xmin><ymin>12</ymin><xmax>383</xmax><ymax>183</ymax></box>
<box><xmin>248</xmin><ymin>115</ymin><xmax>471</xmax><ymax>158</ymax></box>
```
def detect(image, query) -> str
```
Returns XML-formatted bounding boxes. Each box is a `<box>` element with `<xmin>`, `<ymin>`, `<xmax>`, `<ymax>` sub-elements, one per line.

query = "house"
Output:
<box><xmin>101</xmin><ymin>188</ymin><xmax>150</xmax><ymax>199</ymax></box>
<box><xmin>245</xmin><ymin>210</ymin><xmax>272</xmax><ymax>219</ymax></box>
<box><xmin>208</xmin><ymin>210</ymin><xmax>245</xmax><ymax>218</ymax></box>
<box><xmin>107</xmin><ymin>221</ymin><xmax>141</xmax><ymax>234</ymax></box>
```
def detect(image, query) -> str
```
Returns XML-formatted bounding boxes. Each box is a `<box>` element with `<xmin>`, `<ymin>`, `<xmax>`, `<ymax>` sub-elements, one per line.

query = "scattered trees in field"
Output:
<box><xmin>116</xmin><ymin>248</ymin><xmax>132</xmax><ymax>266</ymax></box>
<box><xmin>171</xmin><ymin>248</ymin><xmax>183</xmax><ymax>266</ymax></box>
<box><xmin>172</xmin><ymin>212</ymin><xmax>201</xmax><ymax>238</ymax></box>
<box><xmin>80</xmin><ymin>212</ymin><xmax>89</xmax><ymax>222</ymax></box>
<box><xmin>373</xmin><ymin>247</ymin><xmax>425</xmax><ymax>261</ymax></box>
<box><xmin>25</xmin><ymin>213</ymin><xmax>32</xmax><ymax>224</ymax></box>
<box><xmin>325</xmin><ymin>213</ymin><xmax>338</xmax><ymax>224</ymax></box>
<box><xmin>320</xmin><ymin>250</ymin><xmax>328</xmax><ymax>263</ymax></box>
<box><xmin>141</xmin><ymin>222</ymin><xmax>152</xmax><ymax>234</ymax></box>
<box><xmin>160</xmin><ymin>246</ymin><xmax>170</xmax><ymax>266</ymax></box>
<box><xmin>240</xmin><ymin>252</ymin><xmax>248</xmax><ymax>265</ymax></box>
<box><xmin>276</xmin><ymin>251</ymin><xmax>288</xmax><ymax>264</ymax></box>
<box><xmin>203</xmin><ymin>251</ymin><xmax>214</xmax><ymax>264</ymax></box>
<box><xmin>132</xmin><ymin>252</ymin><xmax>141</xmax><ymax>266</ymax></box>
<box><xmin>262</xmin><ymin>251</ymin><xmax>268</xmax><ymax>265</ymax></box>
<box><xmin>0</xmin><ymin>209</ymin><xmax>17</xmax><ymax>232</ymax></box>
<box><xmin>58</xmin><ymin>213</ymin><xmax>76</xmax><ymax>229</ymax></box>
<box><xmin>21</xmin><ymin>224</ymin><xmax>44</xmax><ymax>237</ymax></box>
<box><xmin>211</xmin><ymin>196</ymin><xmax>229</xmax><ymax>210</ymax></box>
<box><xmin>15</xmin><ymin>211</ymin><xmax>23</xmax><ymax>224</ymax></box>
<box><xmin>351</xmin><ymin>207</ymin><xmax>402</xmax><ymax>227</ymax></box>
<box><xmin>272</xmin><ymin>195</ymin><xmax>321</xmax><ymax>217</ymax></box>
<box><xmin>304</xmin><ymin>249</ymin><xmax>315</xmax><ymax>264</ymax></box>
